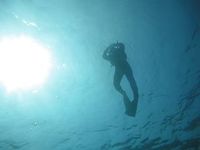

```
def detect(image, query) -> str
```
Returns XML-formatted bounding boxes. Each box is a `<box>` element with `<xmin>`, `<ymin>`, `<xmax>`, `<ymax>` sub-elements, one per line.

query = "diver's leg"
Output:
<box><xmin>125</xmin><ymin>64</ymin><xmax>139</xmax><ymax>101</ymax></box>
<box><xmin>113</xmin><ymin>69</ymin><xmax>126</xmax><ymax>96</ymax></box>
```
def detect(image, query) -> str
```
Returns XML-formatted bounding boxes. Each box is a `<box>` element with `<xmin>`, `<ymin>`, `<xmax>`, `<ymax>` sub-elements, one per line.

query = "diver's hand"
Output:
<box><xmin>103</xmin><ymin>47</ymin><xmax>110</xmax><ymax>60</ymax></box>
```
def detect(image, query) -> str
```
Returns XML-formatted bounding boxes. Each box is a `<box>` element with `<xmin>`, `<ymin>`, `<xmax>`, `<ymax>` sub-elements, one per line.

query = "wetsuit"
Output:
<box><xmin>103</xmin><ymin>43</ymin><xmax>138</xmax><ymax>101</ymax></box>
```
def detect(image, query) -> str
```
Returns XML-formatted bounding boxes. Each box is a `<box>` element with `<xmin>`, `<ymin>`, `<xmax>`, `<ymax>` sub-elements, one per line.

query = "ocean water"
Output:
<box><xmin>0</xmin><ymin>0</ymin><xmax>200</xmax><ymax>150</ymax></box>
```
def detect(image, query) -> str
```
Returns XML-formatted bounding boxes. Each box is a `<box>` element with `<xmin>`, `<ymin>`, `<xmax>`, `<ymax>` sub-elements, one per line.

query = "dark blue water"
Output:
<box><xmin>0</xmin><ymin>0</ymin><xmax>199</xmax><ymax>149</ymax></box>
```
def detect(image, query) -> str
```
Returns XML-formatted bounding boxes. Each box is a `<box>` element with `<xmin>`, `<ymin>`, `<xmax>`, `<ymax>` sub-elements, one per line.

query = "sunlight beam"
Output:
<box><xmin>0</xmin><ymin>35</ymin><xmax>52</xmax><ymax>92</ymax></box>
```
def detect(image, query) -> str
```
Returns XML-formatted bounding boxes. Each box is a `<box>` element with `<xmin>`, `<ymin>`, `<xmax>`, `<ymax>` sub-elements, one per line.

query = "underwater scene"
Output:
<box><xmin>0</xmin><ymin>0</ymin><xmax>200</xmax><ymax>149</ymax></box>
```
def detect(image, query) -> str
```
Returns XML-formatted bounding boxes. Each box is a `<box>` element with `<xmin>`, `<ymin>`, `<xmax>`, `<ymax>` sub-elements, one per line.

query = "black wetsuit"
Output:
<box><xmin>103</xmin><ymin>43</ymin><xmax>138</xmax><ymax>101</ymax></box>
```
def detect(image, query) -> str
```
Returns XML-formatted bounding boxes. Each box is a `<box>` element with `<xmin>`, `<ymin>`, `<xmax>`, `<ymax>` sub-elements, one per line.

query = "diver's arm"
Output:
<box><xmin>102</xmin><ymin>48</ymin><xmax>110</xmax><ymax>60</ymax></box>
<box><xmin>103</xmin><ymin>43</ymin><xmax>116</xmax><ymax>60</ymax></box>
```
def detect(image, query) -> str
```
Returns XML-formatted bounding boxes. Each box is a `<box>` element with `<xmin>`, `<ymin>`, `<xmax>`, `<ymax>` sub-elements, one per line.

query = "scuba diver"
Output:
<box><xmin>103</xmin><ymin>42</ymin><xmax>139</xmax><ymax>116</ymax></box>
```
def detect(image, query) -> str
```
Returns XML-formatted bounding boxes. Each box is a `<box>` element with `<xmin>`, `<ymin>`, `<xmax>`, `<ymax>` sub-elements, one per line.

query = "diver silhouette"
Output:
<box><xmin>103</xmin><ymin>42</ymin><xmax>139</xmax><ymax>116</ymax></box>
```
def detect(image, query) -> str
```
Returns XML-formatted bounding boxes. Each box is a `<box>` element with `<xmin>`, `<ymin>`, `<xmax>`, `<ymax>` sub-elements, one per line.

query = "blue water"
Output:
<box><xmin>0</xmin><ymin>0</ymin><xmax>200</xmax><ymax>149</ymax></box>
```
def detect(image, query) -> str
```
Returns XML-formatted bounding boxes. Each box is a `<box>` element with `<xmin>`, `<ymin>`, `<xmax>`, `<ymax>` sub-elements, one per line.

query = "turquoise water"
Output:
<box><xmin>0</xmin><ymin>0</ymin><xmax>200</xmax><ymax>149</ymax></box>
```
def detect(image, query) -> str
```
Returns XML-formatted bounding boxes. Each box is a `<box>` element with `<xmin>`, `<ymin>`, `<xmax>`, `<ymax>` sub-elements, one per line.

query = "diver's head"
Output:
<box><xmin>108</xmin><ymin>42</ymin><xmax>125</xmax><ymax>54</ymax></box>
<box><xmin>114</xmin><ymin>42</ymin><xmax>125</xmax><ymax>50</ymax></box>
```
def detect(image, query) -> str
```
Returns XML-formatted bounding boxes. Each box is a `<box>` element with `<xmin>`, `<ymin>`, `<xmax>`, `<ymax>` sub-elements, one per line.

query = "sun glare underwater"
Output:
<box><xmin>0</xmin><ymin>35</ymin><xmax>53</xmax><ymax>92</ymax></box>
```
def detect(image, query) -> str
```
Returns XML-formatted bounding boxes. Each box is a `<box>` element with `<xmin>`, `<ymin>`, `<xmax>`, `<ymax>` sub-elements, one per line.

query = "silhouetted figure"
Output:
<box><xmin>103</xmin><ymin>42</ymin><xmax>139</xmax><ymax>116</ymax></box>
